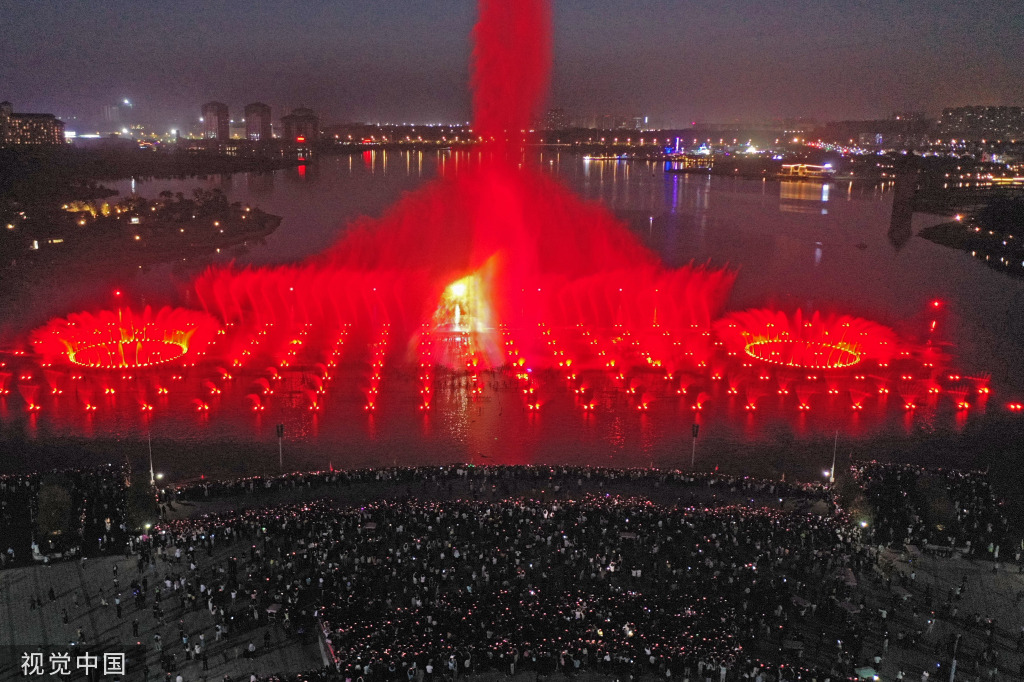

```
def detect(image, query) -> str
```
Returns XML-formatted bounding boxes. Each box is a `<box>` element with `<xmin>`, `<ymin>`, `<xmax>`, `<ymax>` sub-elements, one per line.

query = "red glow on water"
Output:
<box><xmin>3</xmin><ymin>0</ymin><xmax>986</xmax><ymax>444</ymax></box>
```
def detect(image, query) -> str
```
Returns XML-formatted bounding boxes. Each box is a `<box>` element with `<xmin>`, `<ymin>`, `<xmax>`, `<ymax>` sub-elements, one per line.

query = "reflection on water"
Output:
<box><xmin>2</xmin><ymin>151</ymin><xmax>1024</xmax><ymax>477</ymax></box>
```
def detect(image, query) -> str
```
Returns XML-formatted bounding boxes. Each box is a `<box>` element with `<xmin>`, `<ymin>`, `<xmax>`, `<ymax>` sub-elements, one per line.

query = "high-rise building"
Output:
<box><xmin>102</xmin><ymin>104</ymin><xmax>121</xmax><ymax>125</ymax></box>
<box><xmin>937</xmin><ymin>106</ymin><xmax>1024</xmax><ymax>141</ymax></box>
<box><xmin>201</xmin><ymin>101</ymin><xmax>230</xmax><ymax>142</ymax></box>
<box><xmin>244</xmin><ymin>102</ymin><xmax>273</xmax><ymax>142</ymax></box>
<box><xmin>542</xmin><ymin>108</ymin><xmax>570</xmax><ymax>131</ymax></box>
<box><xmin>281</xmin><ymin>108</ymin><xmax>319</xmax><ymax>143</ymax></box>
<box><xmin>0</xmin><ymin>101</ymin><xmax>65</xmax><ymax>146</ymax></box>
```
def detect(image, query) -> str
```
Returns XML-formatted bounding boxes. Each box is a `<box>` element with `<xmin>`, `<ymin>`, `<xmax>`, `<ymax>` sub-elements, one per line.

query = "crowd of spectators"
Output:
<box><xmin>0</xmin><ymin>464</ymin><xmax>130</xmax><ymax>567</ymax></box>
<box><xmin>852</xmin><ymin>462</ymin><xmax>1014</xmax><ymax>562</ymax></box>
<box><xmin>148</xmin><ymin>484</ymin><xmax>872</xmax><ymax>681</ymax></box>
<box><xmin>8</xmin><ymin>460</ymin><xmax>1024</xmax><ymax>681</ymax></box>
<box><xmin>167</xmin><ymin>465</ymin><xmax>831</xmax><ymax>509</ymax></box>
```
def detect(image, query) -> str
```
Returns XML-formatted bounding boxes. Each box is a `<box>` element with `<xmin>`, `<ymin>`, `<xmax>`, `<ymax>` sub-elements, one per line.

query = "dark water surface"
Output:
<box><xmin>2</xmin><ymin>151</ymin><xmax>1023</xmax><ymax>483</ymax></box>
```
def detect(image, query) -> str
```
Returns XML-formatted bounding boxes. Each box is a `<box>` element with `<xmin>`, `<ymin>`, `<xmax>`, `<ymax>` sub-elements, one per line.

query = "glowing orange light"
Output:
<box><xmin>717</xmin><ymin>309</ymin><xmax>900</xmax><ymax>371</ymax></box>
<box><xmin>32</xmin><ymin>307</ymin><xmax>220</xmax><ymax>370</ymax></box>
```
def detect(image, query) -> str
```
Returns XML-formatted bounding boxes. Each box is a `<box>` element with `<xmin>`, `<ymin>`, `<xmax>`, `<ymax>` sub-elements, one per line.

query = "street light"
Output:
<box><xmin>829</xmin><ymin>431</ymin><xmax>838</xmax><ymax>485</ymax></box>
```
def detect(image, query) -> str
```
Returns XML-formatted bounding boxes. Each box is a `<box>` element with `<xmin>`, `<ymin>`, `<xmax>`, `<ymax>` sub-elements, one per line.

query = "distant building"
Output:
<box><xmin>281</xmin><ymin>108</ymin><xmax>319</xmax><ymax>142</ymax></box>
<box><xmin>858</xmin><ymin>133</ymin><xmax>884</xmax><ymax>148</ymax></box>
<box><xmin>244</xmin><ymin>102</ymin><xmax>273</xmax><ymax>142</ymax></box>
<box><xmin>815</xmin><ymin>116</ymin><xmax>932</xmax><ymax>148</ymax></box>
<box><xmin>102</xmin><ymin>104</ymin><xmax>121</xmax><ymax>125</ymax></box>
<box><xmin>0</xmin><ymin>101</ymin><xmax>65</xmax><ymax>146</ymax></box>
<box><xmin>542</xmin><ymin>108</ymin><xmax>570</xmax><ymax>131</ymax></box>
<box><xmin>201</xmin><ymin>101</ymin><xmax>230</xmax><ymax>142</ymax></box>
<box><xmin>937</xmin><ymin>106</ymin><xmax>1024</xmax><ymax>141</ymax></box>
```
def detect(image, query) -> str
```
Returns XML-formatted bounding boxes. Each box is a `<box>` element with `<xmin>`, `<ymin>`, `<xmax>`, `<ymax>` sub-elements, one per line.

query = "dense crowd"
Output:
<box><xmin>852</xmin><ymin>462</ymin><xmax>1015</xmax><ymax>562</ymax></box>
<box><xmin>8</xmin><ymin>460</ymin><xmax>1024</xmax><ymax>680</ymax></box>
<box><xmin>168</xmin><ymin>465</ymin><xmax>832</xmax><ymax>509</ymax></box>
<box><xmin>0</xmin><ymin>464</ymin><xmax>130</xmax><ymax>567</ymax></box>
<box><xmin>5</xmin><ymin>462</ymin><xmax>833</xmax><ymax>572</ymax></box>
<box><xmin>149</xmin><ymin>490</ymin><xmax>870</xmax><ymax>681</ymax></box>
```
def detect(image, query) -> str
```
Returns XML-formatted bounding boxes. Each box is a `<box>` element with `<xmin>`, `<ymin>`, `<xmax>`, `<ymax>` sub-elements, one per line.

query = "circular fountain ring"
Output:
<box><xmin>744</xmin><ymin>339</ymin><xmax>862</xmax><ymax>370</ymax></box>
<box><xmin>68</xmin><ymin>340</ymin><xmax>188</xmax><ymax>369</ymax></box>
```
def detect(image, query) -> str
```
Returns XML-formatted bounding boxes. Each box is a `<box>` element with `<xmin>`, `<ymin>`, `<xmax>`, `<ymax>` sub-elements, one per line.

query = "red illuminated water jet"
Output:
<box><xmin>715</xmin><ymin>309</ymin><xmax>899</xmax><ymax>371</ymax></box>
<box><xmin>14</xmin><ymin>0</ymin><xmax>999</xmax><ymax>428</ymax></box>
<box><xmin>31</xmin><ymin>307</ymin><xmax>220</xmax><ymax>370</ymax></box>
<box><xmin>191</xmin><ymin>0</ymin><xmax>735</xmax><ymax>367</ymax></box>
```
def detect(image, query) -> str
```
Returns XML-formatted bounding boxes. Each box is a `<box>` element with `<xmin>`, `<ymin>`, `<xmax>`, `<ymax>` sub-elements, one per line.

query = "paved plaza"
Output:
<box><xmin>0</xmin><ymin>552</ymin><xmax>321</xmax><ymax>682</ymax></box>
<box><xmin>866</xmin><ymin>548</ymin><xmax>1024</xmax><ymax>681</ymax></box>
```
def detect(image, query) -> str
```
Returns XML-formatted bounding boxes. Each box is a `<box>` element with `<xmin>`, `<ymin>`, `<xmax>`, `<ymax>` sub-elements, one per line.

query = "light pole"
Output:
<box><xmin>829</xmin><ymin>430</ymin><xmax>838</xmax><ymax>485</ymax></box>
<box><xmin>276</xmin><ymin>423</ymin><xmax>284</xmax><ymax>471</ymax></box>
<box><xmin>950</xmin><ymin>633</ymin><xmax>960</xmax><ymax>682</ymax></box>
<box><xmin>691</xmin><ymin>423</ymin><xmax>699</xmax><ymax>468</ymax></box>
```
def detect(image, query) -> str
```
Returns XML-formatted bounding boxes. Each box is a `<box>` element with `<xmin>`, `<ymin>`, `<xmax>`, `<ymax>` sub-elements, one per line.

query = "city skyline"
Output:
<box><xmin>2</xmin><ymin>0</ymin><xmax>1023</xmax><ymax>130</ymax></box>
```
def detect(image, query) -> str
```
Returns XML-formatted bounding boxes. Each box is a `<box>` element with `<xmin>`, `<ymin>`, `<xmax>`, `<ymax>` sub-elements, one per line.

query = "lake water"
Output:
<box><xmin>2</xmin><ymin>150</ymin><xmax>1023</xmax><ymax>481</ymax></box>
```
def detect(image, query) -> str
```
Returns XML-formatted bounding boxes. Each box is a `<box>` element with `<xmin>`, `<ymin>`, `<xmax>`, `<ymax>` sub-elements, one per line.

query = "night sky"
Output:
<box><xmin>1</xmin><ymin>0</ymin><xmax>1022</xmax><ymax>130</ymax></box>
